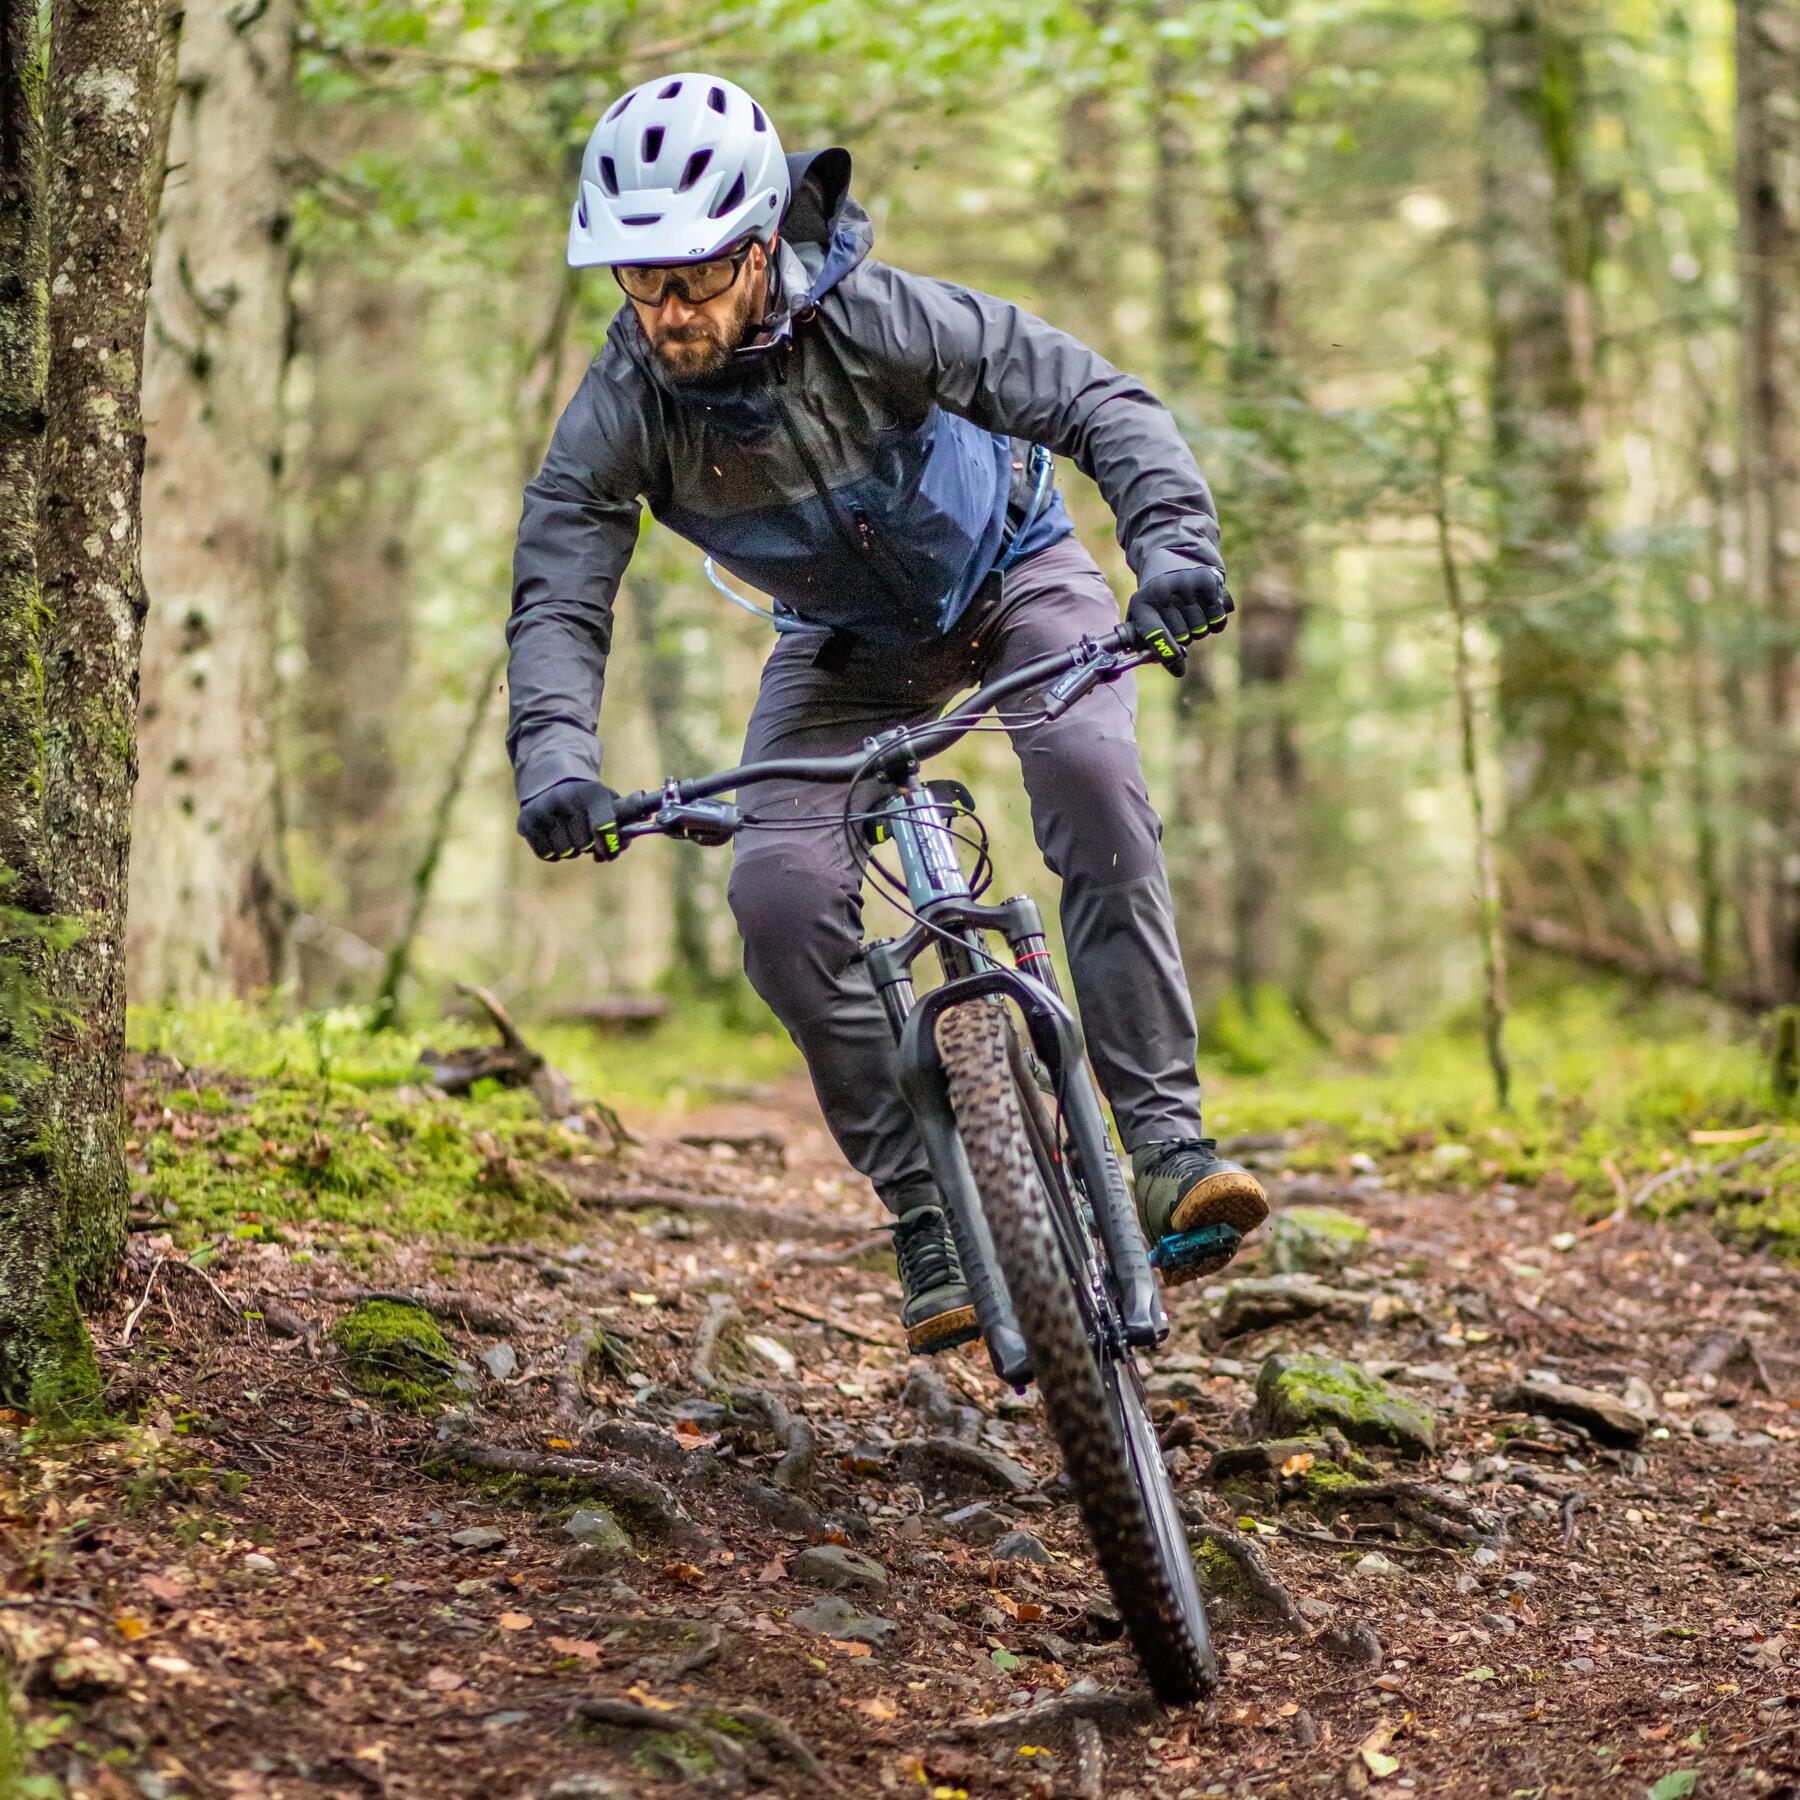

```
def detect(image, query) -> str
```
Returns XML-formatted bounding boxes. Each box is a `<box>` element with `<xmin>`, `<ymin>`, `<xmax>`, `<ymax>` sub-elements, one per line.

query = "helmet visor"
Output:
<box><xmin>614</xmin><ymin>238</ymin><xmax>755</xmax><ymax>307</ymax></box>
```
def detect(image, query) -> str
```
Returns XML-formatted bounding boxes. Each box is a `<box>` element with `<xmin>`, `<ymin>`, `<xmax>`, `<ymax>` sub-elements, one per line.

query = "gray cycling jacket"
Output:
<box><xmin>506</xmin><ymin>146</ymin><xmax>1221</xmax><ymax>802</ymax></box>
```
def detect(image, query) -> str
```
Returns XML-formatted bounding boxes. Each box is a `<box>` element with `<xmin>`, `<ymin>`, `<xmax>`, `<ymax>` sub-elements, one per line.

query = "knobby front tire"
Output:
<box><xmin>934</xmin><ymin>1000</ymin><xmax>1216</xmax><ymax>1706</ymax></box>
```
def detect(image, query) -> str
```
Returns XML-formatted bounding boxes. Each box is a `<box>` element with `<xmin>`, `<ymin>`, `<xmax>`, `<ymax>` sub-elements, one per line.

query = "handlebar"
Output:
<box><xmin>611</xmin><ymin>621</ymin><xmax>1154</xmax><ymax>842</ymax></box>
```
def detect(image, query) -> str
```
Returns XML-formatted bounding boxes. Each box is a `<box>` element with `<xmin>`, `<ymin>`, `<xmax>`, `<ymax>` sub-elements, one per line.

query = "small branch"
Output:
<box><xmin>0</xmin><ymin>1596</ymin><xmax>111</xmax><ymax>1620</ymax></box>
<box><xmin>1629</xmin><ymin>1142</ymin><xmax>1782</xmax><ymax>1212</ymax></box>
<box><xmin>932</xmin><ymin>1685</ymin><xmax>1158</xmax><ymax>1742</ymax></box>
<box><xmin>771</xmin><ymin>1295</ymin><xmax>899</xmax><ymax>1349</ymax></box>
<box><xmin>1276</xmin><ymin>1522</ymin><xmax>1452</xmax><ymax>1560</ymax></box>
<box><xmin>1504</xmin><ymin>912</ymin><xmax>1781</xmax><ymax>1014</ymax></box>
<box><xmin>1560</xmin><ymin>1491</ymin><xmax>1588</xmax><ymax>1546</ymax></box>
<box><xmin>564</xmin><ymin>1178</ymin><xmax>850</xmax><ymax>1242</ymax></box>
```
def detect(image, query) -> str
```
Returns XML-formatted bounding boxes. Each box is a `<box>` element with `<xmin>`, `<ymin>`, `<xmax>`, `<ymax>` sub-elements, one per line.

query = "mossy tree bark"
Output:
<box><xmin>129</xmin><ymin>0</ymin><xmax>297</xmax><ymax>1001</ymax></box>
<box><xmin>1735</xmin><ymin>0</ymin><xmax>1800</xmax><ymax>1000</ymax></box>
<box><xmin>0</xmin><ymin>0</ymin><xmax>98</xmax><ymax>1414</ymax></box>
<box><xmin>36</xmin><ymin>0</ymin><xmax>177</xmax><ymax>1309</ymax></box>
<box><xmin>1476</xmin><ymin>0</ymin><xmax>1624</xmax><ymax>903</ymax></box>
<box><xmin>1223</xmin><ymin>19</ymin><xmax>1309</xmax><ymax>1016</ymax></box>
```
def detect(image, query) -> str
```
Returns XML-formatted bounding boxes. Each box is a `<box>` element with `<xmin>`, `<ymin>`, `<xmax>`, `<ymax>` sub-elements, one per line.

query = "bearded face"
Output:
<box><xmin>634</xmin><ymin>243</ymin><xmax>770</xmax><ymax>382</ymax></box>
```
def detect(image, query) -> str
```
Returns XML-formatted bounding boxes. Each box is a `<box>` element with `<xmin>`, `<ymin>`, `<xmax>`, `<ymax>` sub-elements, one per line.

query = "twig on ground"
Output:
<box><xmin>932</xmin><ymin>1684</ymin><xmax>1157</xmax><ymax>1742</ymax></box>
<box><xmin>248</xmin><ymin>1298</ymin><xmax>320</xmax><ymax>1355</ymax></box>
<box><xmin>1561</xmin><ymin>1490</ymin><xmax>1589</xmax><ymax>1546</ymax></box>
<box><xmin>1628</xmin><ymin>1142</ymin><xmax>1782</xmax><ymax>1212</ymax></box>
<box><xmin>771</xmin><ymin>1295</ymin><xmax>899</xmax><ymax>1348</ymax></box>
<box><xmin>1275</xmin><ymin>1522</ymin><xmax>1453</xmax><ymax>1560</ymax></box>
<box><xmin>567</xmin><ymin>1181</ymin><xmax>850</xmax><ymax>1241</ymax></box>
<box><xmin>790</xmin><ymin>1232</ymin><xmax>889</xmax><ymax>1267</ymax></box>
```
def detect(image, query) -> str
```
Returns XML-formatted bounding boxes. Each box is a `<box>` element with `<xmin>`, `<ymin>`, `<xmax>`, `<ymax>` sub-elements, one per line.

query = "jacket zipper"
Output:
<box><xmin>772</xmin><ymin>391</ymin><xmax>911</xmax><ymax>610</ymax></box>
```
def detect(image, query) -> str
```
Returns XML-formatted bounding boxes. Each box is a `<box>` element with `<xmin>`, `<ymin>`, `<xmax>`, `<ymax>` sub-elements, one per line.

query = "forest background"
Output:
<box><xmin>2</xmin><ymin>0</ymin><xmax>1800</xmax><ymax>1399</ymax></box>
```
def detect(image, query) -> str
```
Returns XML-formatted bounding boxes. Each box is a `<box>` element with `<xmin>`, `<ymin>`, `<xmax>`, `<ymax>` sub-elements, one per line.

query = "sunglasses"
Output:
<box><xmin>614</xmin><ymin>238</ymin><xmax>756</xmax><ymax>307</ymax></box>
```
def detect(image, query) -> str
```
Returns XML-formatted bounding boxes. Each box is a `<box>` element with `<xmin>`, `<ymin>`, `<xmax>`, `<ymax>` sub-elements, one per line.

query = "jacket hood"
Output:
<box><xmin>613</xmin><ymin>147</ymin><xmax>869</xmax><ymax>408</ymax></box>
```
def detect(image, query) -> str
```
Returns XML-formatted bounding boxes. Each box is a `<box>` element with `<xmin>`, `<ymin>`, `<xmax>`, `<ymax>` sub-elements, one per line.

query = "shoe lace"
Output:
<box><xmin>1146</xmin><ymin>1135</ymin><xmax>1218</xmax><ymax>1171</ymax></box>
<box><xmin>895</xmin><ymin>1212</ymin><xmax>956</xmax><ymax>1293</ymax></box>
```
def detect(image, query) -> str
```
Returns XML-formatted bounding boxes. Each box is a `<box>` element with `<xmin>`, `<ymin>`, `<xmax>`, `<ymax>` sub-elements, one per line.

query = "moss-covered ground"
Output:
<box><xmin>129</xmin><ymin>977</ymin><xmax>1800</xmax><ymax>1252</ymax></box>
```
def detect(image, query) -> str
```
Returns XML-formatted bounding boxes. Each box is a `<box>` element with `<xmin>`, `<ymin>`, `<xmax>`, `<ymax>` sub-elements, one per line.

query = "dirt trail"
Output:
<box><xmin>5</xmin><ymin>1072</ymin><xmax>1800</xmax><ymax>1800</ymax></box>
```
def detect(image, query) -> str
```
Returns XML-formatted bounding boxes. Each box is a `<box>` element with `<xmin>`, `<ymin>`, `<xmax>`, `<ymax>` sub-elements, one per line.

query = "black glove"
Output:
<box><xmin>517</xmin><ymin>778</ymin><xmax>623</xmax><ymax>862</ymax></box>
<box><xmin>1126</xmin><ymin>564</ymin><xmax>1233</xmax><ymax>676</ymax></box>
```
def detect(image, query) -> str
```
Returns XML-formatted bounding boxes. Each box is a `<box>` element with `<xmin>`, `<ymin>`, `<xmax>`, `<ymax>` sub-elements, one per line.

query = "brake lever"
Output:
<box><xmin>1041</xmin><ymin>635</ymin><xmax>1129</xmax><ymax>719</ymax></box>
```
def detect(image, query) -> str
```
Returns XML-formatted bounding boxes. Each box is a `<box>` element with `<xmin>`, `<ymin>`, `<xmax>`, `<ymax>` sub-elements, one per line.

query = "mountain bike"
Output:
<box><xmin>605</xmin><ymin>621</ymin><xmax>1215</xmax><ymax>1704</ymax></box>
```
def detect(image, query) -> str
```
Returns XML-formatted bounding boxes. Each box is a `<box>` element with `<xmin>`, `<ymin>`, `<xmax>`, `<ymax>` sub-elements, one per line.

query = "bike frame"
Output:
<box><xmin>610</xmin><ymin>623</ymin><xmax>1169</xmax><ymax>1388</ymax></box>
<box><xmin>863</xmin><ymin>755</ymin><xmax>1169</xmax><ymax>1386</ymax></box>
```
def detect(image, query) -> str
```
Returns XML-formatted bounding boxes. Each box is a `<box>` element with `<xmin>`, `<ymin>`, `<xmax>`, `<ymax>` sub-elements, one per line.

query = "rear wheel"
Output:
<box><xmin>935</xmin><ymin>999</ymin><xmax>1215</xmax><ymax>1704</ymax></box>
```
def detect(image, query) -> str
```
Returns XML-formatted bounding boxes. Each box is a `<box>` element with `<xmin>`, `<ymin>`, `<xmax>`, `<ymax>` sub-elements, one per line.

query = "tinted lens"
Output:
<box><xmin>615</xmin><ymin>251</ymin><xmax>738</xmax><ymax>306</ymax></box>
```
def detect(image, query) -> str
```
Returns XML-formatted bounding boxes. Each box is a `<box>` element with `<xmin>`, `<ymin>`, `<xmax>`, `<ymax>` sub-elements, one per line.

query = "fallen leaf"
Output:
<box><xmin>141</xmin><ymin>1574</ymin><xmax>187</xmax><ymax>1605</ymax></box>
<box><xmin>495</xmin><ymin>1613</ymin><xmax>534</xmax><ymax>1632</ymax></box>
<box><xmin>424</xmin><ymin>1666</ymin><xmax>464</xmax><ymax>1692</ymax></box>
<box><xmin>114</xmin><ymin>1615</ymin><xmax>149</xmax><ymax>1641</ymax></box>
<box><xmin>330</xmin><ymin>1656</ymin><xmax>368</xmax><ymax>1673</ymax></box>
<box><xmin>547</xmin><ymin>1438</ymin><xmax>573</xmax><ymax>1450</ymax></box>
<box><xmin>1280</xmin><ymin>1451</ymin><xmax>1316</xmax><ymax>1477</ymax></box>
<box><xmin>624</xmin><ymin>1684</ymin><xmax>678</xmax><ymax>1711</ymax></box>
<box><xmin>1362</xmin><ymin>1748</ymin><xmax>1399</xmax><ymax>1778</ymax></box>
<box><xmin>662</xmin><ymin>1562</ymin><xmax>708</xmax><ymax>1587</ymax></box>
<box><xmin>755</xmin><ymin>1557</ymin><xmax>787</xmax><ymax>1585</ymax></box>
<box><xmin>548</xmin><ymin>1637</ymin><xmax>600</xmax><ymax>1661</ymax></box>
<box><xmin>856</xmin><ymin>1696</ymin><xmax>898</xmax><ymax>1720</ymax></box>
<box><xmin>828</xmin><ymin>1637</ymin><xmax>873</xmax><ymax>1658</ymax></box>
<box><xmin>1649</xmin><ymin>1775</ymin><xmax>1698</xmax><ymax>1800</ymax></box>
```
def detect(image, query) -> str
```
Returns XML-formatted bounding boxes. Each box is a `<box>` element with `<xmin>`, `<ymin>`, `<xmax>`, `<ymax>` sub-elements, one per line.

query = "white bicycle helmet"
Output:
<box><xmin>568</xmin><ymin>73</ymin><xmax>789</xmax><ymax>268</ymax></box>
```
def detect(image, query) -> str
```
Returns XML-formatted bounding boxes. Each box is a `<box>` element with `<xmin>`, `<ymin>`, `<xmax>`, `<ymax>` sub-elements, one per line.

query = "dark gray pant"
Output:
<box><xmin>726</xmin><ymin>535</ymin><xmax>1204</xmax><ymax>1212</ymax></box>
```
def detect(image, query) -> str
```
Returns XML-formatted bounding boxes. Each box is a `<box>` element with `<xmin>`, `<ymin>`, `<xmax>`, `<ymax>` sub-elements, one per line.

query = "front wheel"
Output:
<box><xmin>934</xmin><ymin>1000</ymin><xmax>1215</xmax><ymax>1705</ymax></box>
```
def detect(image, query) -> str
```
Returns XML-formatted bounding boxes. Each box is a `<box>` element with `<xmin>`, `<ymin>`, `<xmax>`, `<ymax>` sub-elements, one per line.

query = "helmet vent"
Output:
<box><xmin>621</xmin><ymin>214</ymin><xmax>662</xmax><ymax>227</ymax></box>
<box><xmin>750</xmin><ymin>103</ymin><xmax>767</xmax><ymax>132</ymax></box>
<box><xmin>677</xmin><ymin>148</ymin><xmax>713</xmax><ymax>192</ymax></box>
<box><xmin>605</xmin><ymin>91</ymin><xmax>634</xmax><ymax>122</ymax></box>
<box><xmin>597</xmin><ymin>155</ymin><xmax>618</xmax><ymax>196</ymax></box>
<box><xmin>707</xmin><ymin>84</ymin><xmax>727</xmax><ymax>113</ymax></box>
<box><xmin>658</xmin><ymin>79</ymin><xmax>683</xmax><ymax>99</ymax></box>
<box><xmin>710</xmin><ymin>170</ymin><xmax>747</xmax><ymax>218</ymax></box>
<box><xmin>642</xmin><ymin>125</ymin><xmax>664</xmax><ymax>163</ymax></box>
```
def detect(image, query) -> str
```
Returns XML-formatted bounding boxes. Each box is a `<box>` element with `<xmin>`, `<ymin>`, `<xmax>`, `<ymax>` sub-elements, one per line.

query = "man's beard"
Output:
<box><xmin>648</xmin><ymin>276</ymin><xmax>763</xmax><ymax>382</ymax></box>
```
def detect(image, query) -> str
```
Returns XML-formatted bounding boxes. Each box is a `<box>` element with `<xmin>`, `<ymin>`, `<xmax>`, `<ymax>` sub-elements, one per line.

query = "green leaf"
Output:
<box><xmin>989</xmin><ymin>1648</ymin><xmax>1022</xmax><ymax>1672</ymax></box>
<box><xmin>1649</xmin><ymin>1774</ymin><xmax>1699</xmax><ymax>1800</ymax></box>
<box><xmin>1464</xmin><ymin>1666</ymin><xmax>1496</xmax><ymax>1681</ymax></box>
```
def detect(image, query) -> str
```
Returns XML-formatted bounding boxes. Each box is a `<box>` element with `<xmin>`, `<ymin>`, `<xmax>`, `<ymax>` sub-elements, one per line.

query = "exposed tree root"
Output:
<box><xmin>274</xmin><ymin>1285</ymin><xmax>522</xmax><ymax>1336</ymax></box>
<box><xmin>1561</xmin><ymin>1490</ymin><xmax>1589</xmax><ymax>1546</ymax></box>
<box><xmin>577</xmin><ymin>1614</ymin><xmax>724</xmax><ymax>1678</ymax></box>
<box><xmin>557</xmin><ymin>1176</ymin><xmax>849</xmax><ymax>1241</ymax></box>
<box><xmin>683</xmin><ymin>1295</ymin><xmax>817</xmax><ymax>1494</ymax></box>
<box><xmin>554</xmin><ymin>1334</ymin><xmax>592</xmax><ymax>1426</ymax></box>
<box><xmin>901</xmin><ymin>1367</ymin><xmax>984</xmax><ymax>1444</ymax></box>
<box><xmin>573</xmin><ymin>1694</ymin><xmax>834</xmax><ymax>1792</ymax></box>
<box><xmin>1308</xmin><ymin>1480</ymin><xmax>1505</xmax><ymax>1549</ymax></box>
<box><xmin>771</xmin><ymin>1294</ymin><xmax>898</xmax><ymax>1348</ymax></box>
<box><xmin>435</xmin><ymin>1439</ymin><xmax>711</xmax><ymax>1549</ymax></box>
<box><xmin>1071</xmin><ymin>1716</ymin><xmax>1105</xmax><ymax>1800</ymax></box>
<box><xmin>896</xmin><ymin>1435</ymin><xmax>1032</xmax><ymax>1496</ymax></box>
<box><xmin>790</xmin><ymin>1232</ymin><xmax>889</xmax><ymax>1267</ymax></box>
<box><xmin>931</xmin><ymin>1683</ymin><xmax>1157</xmax><ymax>1742</ymax></box>
<box><xmin>1188</xmin><ymin>1525</ymin><xmax>1307</xmax><ymax>1630</ymax></box>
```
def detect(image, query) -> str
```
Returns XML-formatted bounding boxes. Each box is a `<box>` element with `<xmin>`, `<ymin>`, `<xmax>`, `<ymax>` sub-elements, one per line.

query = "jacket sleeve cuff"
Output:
<box><xmin>513</xmin><ymin>732</ymin><xmax>603</xmax><ymax>805</ymax></box>
<box><xmin>1134</xmin><ymin>540</ymin><xmax>1225</xmax><ymax>586</ymax></box>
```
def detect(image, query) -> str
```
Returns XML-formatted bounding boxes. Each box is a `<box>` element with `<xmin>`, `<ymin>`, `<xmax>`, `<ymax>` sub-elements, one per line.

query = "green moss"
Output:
<box><xmin>137</xmin><ymin>1073</ymin><xmax>582</xmax><ymax>1246</ymax></box>
<box><xmin>1267</xmin><ymin>1206</ymin><xmax>1372</xmax><ymax>1273</ymax></box>
<box><xmin>1190</xmin><ymin>1537</ymin><xmax>1246</xmax><ymax>1600</ymax></box>
<box><xmin>331</xmin><ymin>1301</ymin><xmax>455</xmax><ymax>1410</ymax></box>
<box><xmin>631</xmin><ymin>1732</ymin><xmax>717</xmax><ymax>1779</ymax></box>
<box><xmin>1255</xmin><ymin>1353</ymin><xmax>1436</xmax><ymax>1455</ymax></box>
<box><xmin>3</xmin><ymin>1264</ymin><xmax>105</xmax><ymax>1430</ymax></box>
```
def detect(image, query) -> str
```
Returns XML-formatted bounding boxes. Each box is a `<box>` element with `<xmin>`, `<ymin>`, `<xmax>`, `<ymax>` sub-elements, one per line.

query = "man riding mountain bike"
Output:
<box><xmin>506</xmin><ymin>73</ymin><xmax>1270</xmax><ymax>1353</ymax></box>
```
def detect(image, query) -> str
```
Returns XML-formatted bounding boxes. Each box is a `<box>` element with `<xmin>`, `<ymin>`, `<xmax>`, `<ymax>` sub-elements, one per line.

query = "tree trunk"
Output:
<box><xmin>1476</xmin><ymin>0</ymin><xmax>1623</xmax><ymax>881</ymax></box>
<box><xmin>1736</xmin><ymin>0</ymin><xmax>1800</xmax><ymax>1000</ymax></box>
<box><xmin>0</xmin><ymin>0</ymin><xmax>97</xmax><ymax>1414</ymax></box>
<box><xmin>1152</xmin><ymin>19</ymin><xmax>1208</xmax><ymax>395</ymax></box>
<box><xmin>1223</xmin><ymin>23</ymin><xmax>1307</xmax><ymax>1011</ymax></box>
<box><xmin>130</xmin><ymin>0</ymin><xmax>296</xmax><ymax>1002</ymax></box>
<box><xmin>1053</xmin><ymin>3</ymin><xmax>1118</xmax><ymax>358</ymax></box>
<box><xmin>37</xmin><ymin>0</ymin><xmax>175</xmax><ymax>1309</ymax></box>
<box><xmin>295</xmin><ymin>266</ymin><xmax>429</xmax><ymax>997</ymax></box>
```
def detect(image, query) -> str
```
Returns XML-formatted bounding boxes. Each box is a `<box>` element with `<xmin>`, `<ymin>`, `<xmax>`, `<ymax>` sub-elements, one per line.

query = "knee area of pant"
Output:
<box><xmin>728</xmin><ymin>851</ymin><xmax>856</xmax><ymax>950</ymax></box>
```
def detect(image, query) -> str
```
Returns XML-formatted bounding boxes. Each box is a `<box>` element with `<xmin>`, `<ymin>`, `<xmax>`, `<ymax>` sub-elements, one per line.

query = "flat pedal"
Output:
<box><xmin>1148</xmin><ymin>1222</ymin><xmax>1242</xmax><ymax>1282</ymax></box>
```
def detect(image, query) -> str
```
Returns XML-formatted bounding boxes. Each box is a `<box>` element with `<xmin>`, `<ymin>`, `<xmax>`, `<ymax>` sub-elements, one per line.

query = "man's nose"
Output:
<box><xmin>661</xmin><ymin>294</ymin><xmax>698</xmax><ymax>328</ymax></box>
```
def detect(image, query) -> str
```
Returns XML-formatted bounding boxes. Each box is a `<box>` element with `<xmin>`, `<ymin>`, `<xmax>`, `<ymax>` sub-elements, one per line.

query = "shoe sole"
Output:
<box><xmin>1162</xmin><ymin>1171</ymin><xmax>1270</xmax><ymax>1288</ymax></box>
<box><xmin>906</xmin><ymin>1304</ymin><xmax>980</xmax><ymax>1355</ymax></box>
